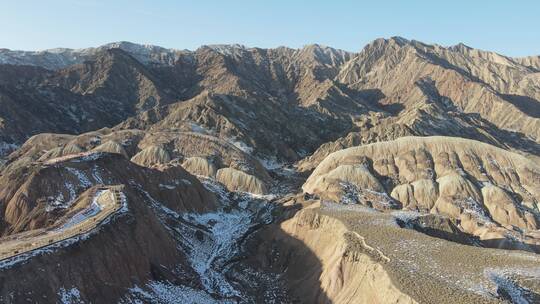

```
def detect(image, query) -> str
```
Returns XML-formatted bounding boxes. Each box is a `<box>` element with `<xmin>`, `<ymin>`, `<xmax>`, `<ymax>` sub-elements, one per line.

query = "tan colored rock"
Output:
<box><xmin>391</xmin><ymin>179</ymin><xmax>438</xmax><ymax>211</ymax></box>
<box><xmin>304</xmin><ymin>136</ymin><xmax>540</xmax><ymax>246</ymax></box>
<box><xmin>304</xmin><ymin>164</ymin><xmax>384</xmax><ymax>202</ymax></box>
<box><xmin>395</xmin><ymin>148</ymin><xmax>434</xmax><ymax>182</ymax></box>
<box><xmin>434</xmin><ymin>174</ymin><xmax>482</xmax><ymax>225</ymax></box>
<box><xmin>182</xmin><ymin>156</ymin><xmax>217</xmax><ymax>177</ymax></box>
<box><xmin>136</xmin><ymin>131</ymin><xmax>270</xmax><ymax>182</ymax></box>
<box><xmin>481</xmin><ymin>184</ymin><xmax>536</xmax><ymax>230</ymax></box>
<box><xmin>130</xmin><ymin>145</ymin><xmax>171</xmax><ymax>167</ymax></box>
<box><xmin>279</xmin><ymin>208</ymin><xmax>416</xmax><ymax>304</ymax></box>
<box><xmin>437</xmin><ymin>173</ymin><xmax>481</xmax><ymax>202</ymax></box>
<box><xmin>434</xmin><ymin>151</ymin><xmax>462</xmax><ymax>178</ymax></box>
<box><xmin>37</xmin><ymin>147</ymin><xmax>63</xmax><ymax>161</ymax></box>
<box><xmin>216</xmin><ymin>167</ymin><xmax>267</xmax><ymax>194</ymax></box>
<box><xmin>91</xmin><ymin>141</ymin><xmax>128</xmax><ymax>158</ymax></box>
<box><xmin>390</xmin><ymin>184</ymin><xmax>415</xmax><ymax>209</ymax></box>
<box><xmin>411</xmin><ymin>179</ymin><xmax>438</xmax><ymax>210</ymax></box>
<box><xmin>297</xmin><ymin>120</ymin><xmax>417</xmax><ymax>172</ymax></box>
<box><xmin>372</xmin><ymin>155</ymin><xmax>399</xmax><ymax>177</ymax></box>
<box><xmin>62</xmin><ymin>143</ymin><xmax>83</xmax><ymax>155</ymax></box>
<box><xmin>338</xmin><ymin>37</ymin><xmax>540</xmax><ymax>142</ymax></box>
<box><xmin>432</xmin><ymin>197</ymin><xmax>463</xmax><ymax>219</ymax></box>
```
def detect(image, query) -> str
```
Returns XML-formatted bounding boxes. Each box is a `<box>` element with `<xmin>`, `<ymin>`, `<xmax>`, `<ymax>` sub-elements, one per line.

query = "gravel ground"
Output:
<box><xmin>315</xmin><ymin>201</ymin><xmax>540</xmax><ymax>304</ymax></box>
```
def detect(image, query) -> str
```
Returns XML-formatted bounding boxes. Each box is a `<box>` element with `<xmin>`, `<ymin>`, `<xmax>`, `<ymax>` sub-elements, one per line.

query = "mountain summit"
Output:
<box><xmin>0</xmin><ymin>38</ymin><xmax>539</xmax><ymax>303</ymax></box>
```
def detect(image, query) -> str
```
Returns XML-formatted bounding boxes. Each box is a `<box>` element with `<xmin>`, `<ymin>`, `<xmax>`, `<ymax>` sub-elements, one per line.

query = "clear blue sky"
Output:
<box><xmin>0</xmin><ymin>0</ymin><xmax>538</xmax><ymax>56</ymax></box>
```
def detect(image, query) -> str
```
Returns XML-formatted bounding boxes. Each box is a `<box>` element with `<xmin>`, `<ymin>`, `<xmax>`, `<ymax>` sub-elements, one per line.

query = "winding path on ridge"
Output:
<box><xmin>0</xmin><ymin>184</ymin><xmax>125</xmax><ymax>263</ymax></box>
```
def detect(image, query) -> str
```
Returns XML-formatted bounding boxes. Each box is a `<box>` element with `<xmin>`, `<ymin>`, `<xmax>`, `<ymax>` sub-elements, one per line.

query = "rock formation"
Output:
<box><xmin>304</xmin><ymin>136</ymin><xmax>540</xmax><ymax>250</ymax></box>
<box><xmin>0</xmin><ymin>38</ymin><xmax>540</xmax><ymax>303</ymax></box>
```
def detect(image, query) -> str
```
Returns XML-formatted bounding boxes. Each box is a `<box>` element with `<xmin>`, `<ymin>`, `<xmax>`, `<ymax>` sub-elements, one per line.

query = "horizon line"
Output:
<box><xmin>2</xmin><ymin>37</ymin><xmax>538</xmax><ymax>59</ymax></box>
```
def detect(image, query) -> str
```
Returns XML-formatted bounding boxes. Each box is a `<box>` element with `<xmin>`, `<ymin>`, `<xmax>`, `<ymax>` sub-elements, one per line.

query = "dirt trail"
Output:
<box><xmin>0</xmin><ymin>185</ymin><xmax>125</xmax><ymax>263</ymax></box>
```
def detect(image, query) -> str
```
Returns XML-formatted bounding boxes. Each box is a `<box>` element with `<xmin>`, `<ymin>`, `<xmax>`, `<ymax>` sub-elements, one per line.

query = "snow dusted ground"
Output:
<box><xmin>258</xmin><ymin>156</ymin><xmax>285</xmax><ymax>170</ymax></box>
<box><xmin>58</xmin><ymin>287</ymin><xmax>83</xmax><ymax>304</ymax></box>
<box><xmin>484</xmin><ymin>267</ymin><xmax>540</xmax><ymax>304</ymax></box>
<box><xmin>46</xmin><ymin>165</ymin><xmax>104</xmax><ymax>212</ymax></box>
<box><xmin>0</xmin><ymin>142</ymin><xmax>18</xmax><ymax>157</ymax></box>
<box><xmin>126</xmin><ymin>282</ymin><xmax>232</xmax><ymax>304</ymax></box>
<box><xmin>127</xmin><ymin>179</ymin><xmax>278</xmax><ymax>303</ymax></box>
<box><xmin>190</xmin><ymin>122</ymin><xmax>210</xmax><ymax>134</ymax></box>
<box><xmin>0</xmin><ymin>188</ymin><xmax>128</xmax><ymax>271</ymax></box>
<box><xmin>0</xmin><ymin>41</ymin><xmax>188</xmax><ymax>70</ymax></box>
<box><xmin>57</xmin><ymin>190</ymin><xmax>106</xmax><ymax>230</ymax></box>
<box><xmin>321</xmin><ymin>197</ymin><xmax>540</xmax><ymax>303</ymax></box>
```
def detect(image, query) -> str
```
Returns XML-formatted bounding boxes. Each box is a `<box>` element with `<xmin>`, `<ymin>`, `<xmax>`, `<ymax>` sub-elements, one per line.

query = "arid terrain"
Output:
<box><xmin>0</xmin><ymin>37</ymin><xmax>539</xmax><ymax>303</ymax></box>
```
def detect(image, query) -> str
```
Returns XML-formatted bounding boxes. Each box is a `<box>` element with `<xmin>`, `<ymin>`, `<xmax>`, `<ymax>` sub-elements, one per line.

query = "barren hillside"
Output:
<box><xmin>0</xmin><ymin>38</ymin><xmax>539</xmax><ymax>303</ymax></box>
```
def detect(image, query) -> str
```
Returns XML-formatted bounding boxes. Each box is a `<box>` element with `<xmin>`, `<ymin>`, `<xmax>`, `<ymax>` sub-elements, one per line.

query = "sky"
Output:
<box><xmin>0</xmin><ymin>0</ymin><xmax>538</xmax><ymax>57</ymax></box>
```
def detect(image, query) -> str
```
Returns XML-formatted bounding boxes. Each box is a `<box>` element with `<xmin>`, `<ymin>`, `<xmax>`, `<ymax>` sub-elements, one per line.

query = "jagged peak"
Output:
<box><xmin>359</xmin><ymin>36</ymin><xmax>414</xmax><ymax>55</ymax></box>
<box><xmin>0</xmin><ymin>42</ymin><xmax>190</xmax><ymax>69</ymax></box>
<box><xmin>388</xmin><ymin>36</ymin><xmax>411</xmax><ymax>46</ymax></box>
<box><xmin>68</xmin><ymin>47</ymin><xmax>140</xmax><ymax>68</ymax></box>
<box><xmin>448</xmin><ymin>42</ymin><xmax>473</xmax><ymax>52</ymax></box>
<box><xmin>298</xmin><ymin>44</ymin><xmax>352</xmax><ymax>66</ymax></box>
<box><xmin>101</xmin><ymin>41</ymin><xmax>169</xmax><ymax>52</ymax></box>
<box><xmin>301</xmin><ymin>43</ymin><xmax>350</xmax><ymax>55</ymax></box>
<box><xmin>201</xmin><ymin>44</ymin><xmax>248</xmax><ymax>56</ymax></box>
<box><xmin>369</xmin><ymin>36</ymin><xmax>411</xmax><ymax>47</ymax></box>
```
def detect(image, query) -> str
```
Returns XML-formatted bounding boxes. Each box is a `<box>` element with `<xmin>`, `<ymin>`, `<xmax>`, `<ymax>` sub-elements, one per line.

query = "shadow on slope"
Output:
<box><xmin>237</xmin><ymin>202</ymin><xmax>333</xmax><ymax>303</ymax></box>
<box><xmin>415</xmin><ymin>77</ymin><xmax>540</xmax><ymax>156</ymax></box>
<box><xmin>397</xmin><ymin>214</ymin><xmax>540</xmax><ymax>254</ymax></box>
<box><xmin>500</xmin><ymin>94</ymin><xmax>540</xmax><ymax>119</ymax></box>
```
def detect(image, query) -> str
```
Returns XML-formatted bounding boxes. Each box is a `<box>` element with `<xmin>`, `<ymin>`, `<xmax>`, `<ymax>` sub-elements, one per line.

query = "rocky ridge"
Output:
<box><xmin>0</xmin><ymin>38</ymin><xmax>540</xmax><ymax>303</ymax></box>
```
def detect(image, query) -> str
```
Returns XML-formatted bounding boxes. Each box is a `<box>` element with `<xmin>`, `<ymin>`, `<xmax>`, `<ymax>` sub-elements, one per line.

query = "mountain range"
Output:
<box><xmin>0</xmin><ymin>37</ymin><xmax>539</xmax><ymax>303</ymax></box>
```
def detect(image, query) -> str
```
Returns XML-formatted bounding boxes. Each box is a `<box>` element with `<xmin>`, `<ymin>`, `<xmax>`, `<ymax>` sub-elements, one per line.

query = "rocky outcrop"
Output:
<box><xmin>130</xmin><ymin>145</ymin><xmax>171</xmax><ymax>167</ymax></box>
<box><xmin>2</xmin><ymin>38</ymin><xmax>540</xmax><ymax>166</ymax></box>
<box><xmin>0</xmin><ymin>150</ymin><xmax>220</xmax><ymax>302</ymax></box>
<box><xmin>304</xmin><ymin>136</ymin><xmax>540</xmax><ymax>250</ymax></box>
<box><xmin>276</xmin><ymin>206</ymin><xmax>416</xmax><ymax>304</ymax></box>
<box><xmin>182</xmin><ymin>156</ymin><xmax>217</xmax><ymax>177</ymax></box>
<box><xmin>0</xmin><ymin>48</ymin><xmax>180</xmax><ymax>150</ymax></box>
<box><xmin>297</xmin><ymin>118</ymin><xmax>418</xmax><ymax>172</ymax></box>
<box><xmin>1</xmin><ymin>38</ymin><xmax>540</xmax><ymax>303</ymax></box>
<box><xmin>302</xmin><ymin>163</ymin><xmax>397</xmax><ymax>208</ymax></box>
<box><xmin>5</xmin><ymin>129</ymin><xmax>272</xmax><ymax>193</ymax></box>
<box><xmin>481</xmin><ymin>184</ymin><xmax>536</xmax><ymax>230</ymax></box>
<box><xmin>216</xmin><ymin>167</ymin><xmax>268</xmax><ymax>195</ymax></box>
<box><xmin>133</xmin><ymin>131</ymin><xmax>270</xmax><ymax>182</ymax></box>
<box><xmin>91</xmin><ymin>140</ymin><xmax>128</xmax><ymax>158</ymax></box>
<box><xmin>390</xmin><ymin>179</ymin><xmax>438</xmax><ymax>211</ymax></box>
<box><xmin>235</xmin><ymin>197</ymin><xmax>412</xmax><ymax>303</ymax></box>
<box><xmin>257</xmin><ymin>199</ymin><xmax>540</xmax><ymax>303</ymax></box>
<box><xmin>0</xmin><ymin>152</ymin><xmax>216</xmax><ymax>234</ymax></box>
<box><xmin>338</xmin><ymin>37</ymin><xmax>540</xmax><ymax>142</ymax></box>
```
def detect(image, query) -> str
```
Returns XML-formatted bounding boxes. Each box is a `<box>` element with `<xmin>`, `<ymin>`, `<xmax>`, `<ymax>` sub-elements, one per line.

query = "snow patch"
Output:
<box><xmin>230</xmin><ymin>139</ymin><xmax>253</xmax><ymax>154</ymax></box>
<box><xmin>159</xmin><ymin>183</ymin><xmax>176</xmax><ymax>190</ymax></box>
<box><xmin>65</xmin><ymin>167</ymin><xmax>92</xmax><ymax>188</ymax></box>
<box><xmin>126</xmin><ymin>281</ymin><xmax>230</xmax><ymax>304</ymax></box>
<box><xmin>258</xmin><ymin>156</ymin><xmax>284</xmax><ymax>170</ymax></box>
<box><xmin>57</xmin><ymin>191</ymin><xmax>104</xmax><ymax>230</ymax></box>
<box><xmin>0</xmin><ymin>189</ymin><xmax>128</xmax><ymax>270</ymax></box>
<box><xmin>0</xmin><ymin>142</ymin><xmax>18</xmax><ymax>157</ymax></box>
<box><xmin>45</xmin><ymin>192</ymin><xmax>69</xmax><ymax>212</ymax></box>
<box><xmin>392</xmin><ymin>210</ymin><xmax>421</xmax><ymax>225</ymax></box>
<box><xmin>58</xmin><ymin>287</ymin><xmax>83</xmax><ymax>304</ymax></box>
<box><xmin>190</xmin><ymin>122</ymin><xmax>209</xmax><ymax>134</ymax></box>
<box><xmin>484</xmin><ymin>267</ymin><xmax>540</xmax><ymax>304</ymax></box>
<box><xmin>91</xmin><ymin>166</ymin><xmax>105</xmax><ymax>184</ymax></box>
<box><xmin>456</xmin><ymin>197</ymin><xmax>492</xmax><ymax>224</ymax></box>
<box><xmin>159</xmin><ymin>179</ymin><xmax>192</xmax><ymax>190</ymax></box>
<box><xmin>134</xmin><ymin>179</ymin><xmax>274</xmax><ymax>301</ymax></box>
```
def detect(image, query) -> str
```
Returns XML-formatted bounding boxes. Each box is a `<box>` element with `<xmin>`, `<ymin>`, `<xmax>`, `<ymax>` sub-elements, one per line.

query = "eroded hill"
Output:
<box><xmin>0</xmin><ymin>38</ymin><xmax>540</xmax><ymax>303</ymax></box>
